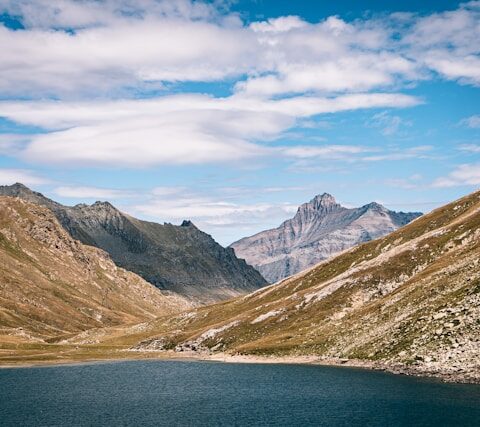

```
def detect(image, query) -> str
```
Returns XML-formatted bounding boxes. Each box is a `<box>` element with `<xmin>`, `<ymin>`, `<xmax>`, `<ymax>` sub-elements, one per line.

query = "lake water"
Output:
<box><xmin>0</xmin><ymin>360</ymin><xmax>479</xmax><ymax>426</ymax></box>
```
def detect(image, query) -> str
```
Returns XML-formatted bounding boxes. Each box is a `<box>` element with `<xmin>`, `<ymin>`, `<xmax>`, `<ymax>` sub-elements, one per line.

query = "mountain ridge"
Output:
<box><xmin>230</xmin><ymin>193</ymin><xmax>422</xmax><ymax>282</ymax></box>
<box><xmin>0</xmin><ymin>183</ymin><xmax>267</xmax><ymax>303</ymax></box>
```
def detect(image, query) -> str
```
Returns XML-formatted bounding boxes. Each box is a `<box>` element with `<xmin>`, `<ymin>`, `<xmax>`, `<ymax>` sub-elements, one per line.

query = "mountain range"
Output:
<box><xmin>122</xmin><ymin>189</ymin><xmax>480</xmax><ymax>383</ymax></box>
<box><xmin>230</xmin><ymin>193</ymin><xmax>422</xmax><ymax>283</ymax></box>
<box><xmin>0</xmin><ymin>183</ymin><xmax>267</xmax><ymax>303</ymax></box>
<box><xmin>0</xmin><ymin>187</ymin><xmax>478</xmax><ymax>383</ymax></box>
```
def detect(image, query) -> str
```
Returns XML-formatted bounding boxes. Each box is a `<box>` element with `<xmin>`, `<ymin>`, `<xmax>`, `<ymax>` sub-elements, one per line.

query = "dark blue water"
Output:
<box><xmin>0</xmin><ymin>360</ymin><xmax>479</xmax><ymax>426</ymax></box>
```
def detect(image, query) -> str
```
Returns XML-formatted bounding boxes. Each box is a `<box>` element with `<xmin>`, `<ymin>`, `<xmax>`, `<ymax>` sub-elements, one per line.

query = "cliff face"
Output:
<box><xmin>230</xmin><ymin>193</ymin><xmax>421</xmax><ymax>283</ymax></box>
<box><xmin>126</xmin><ymin>190</ymin><xmax>480</xmax><ymax>383</ymax></box>
<box><xmin>0</xmin><ymin>196</ymin><xmax>191</xmax><ymax>341</ymax></box>
<box><xmin>0</xmin><ymin>184</ymin><xmax>267</xmax><ymax>303</ymax></box>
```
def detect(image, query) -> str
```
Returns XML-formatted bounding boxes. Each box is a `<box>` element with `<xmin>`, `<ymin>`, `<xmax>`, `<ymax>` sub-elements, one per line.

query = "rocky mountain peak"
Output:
<box><xmin>231</xmin><ymin>192</ymin><xmax>422</xmax><ymax>283</ymax></box>
<box><xmin>91</xmin><ymin>200</ymin><xmax>117</xmax><ymax>211</ymax></box>
<box><xmin>362</xmin><ymin>201</ymin><xmax>388</xmax><ymax>213</ymax></box>
<box><xmin>296</xmin><ymin>192</ymin><xmax>340</xmax><ymax>217</ymax></box>
<box><xmin>311</xmin><ymin>193</ymin><xmax>337</xmax><ymax>209</ymax></box>
<box><xmin>1</xmin><ymin>182</ymin><xmax>35</xmax><ymax>197</ymax></box>
<box><xmin>72</xmin><ymin>201</ymin><xmax>120</xmax><ymax>218</ymax></box>
<box><xmin>9</xmin><ymin>182</ymin><xmax>29</xmax><ymax>191</ymax></box>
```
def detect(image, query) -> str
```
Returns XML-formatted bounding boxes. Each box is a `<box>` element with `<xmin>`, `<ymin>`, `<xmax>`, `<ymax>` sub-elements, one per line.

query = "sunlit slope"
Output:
<box><xmin>123</xmin><ymin>190</ymin><xmax>479</xmax><ymax>379</ymax></box>
<box><xmin>0</xmin><ymin>197</ymin><xmax>191</xmax><ymax>342</ymax></box>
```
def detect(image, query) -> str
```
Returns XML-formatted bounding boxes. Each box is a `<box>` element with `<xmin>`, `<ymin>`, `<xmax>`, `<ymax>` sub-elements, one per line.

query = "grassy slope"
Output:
<box><xmin>0</xmin><ymin>197</ymin><xmax>191</xmax><ymax>344</ymax></box>
<box><xmin>84</xmin><ymin>190</ymin><xmax>479</xmax><ymax>381</ymax></box>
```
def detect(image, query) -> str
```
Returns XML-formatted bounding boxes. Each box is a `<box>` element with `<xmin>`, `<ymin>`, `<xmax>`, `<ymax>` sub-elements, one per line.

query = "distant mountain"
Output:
<box><xmin>0</xmin><ymin>196</ymin><xmax>191</xmax><ymax>342</ymax></box>
<box><xmin>127</xmin><ymin>190</ymin><xmax>480</xmax><ymax>383</ymax></box>
<box><xmin>0</xmin><ymin>183</ymin><xmax>267</xmax><ymax>303</ymax></box>
<box><xmin>230</xmin><ymin>193</ymin><xmax>422</xmax><ymax>283</ymax></box>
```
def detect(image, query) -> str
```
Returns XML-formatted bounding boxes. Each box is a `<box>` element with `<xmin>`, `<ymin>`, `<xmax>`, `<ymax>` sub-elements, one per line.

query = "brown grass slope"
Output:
<box><xmin>114</xmin><ymin>190</ymin><xmax>480</xmax><ymax>381</ymax></box>
<box><xmin>0</xmin><ymin>196</ymin><xmax>191</xmax><ymax>343</ymax></box>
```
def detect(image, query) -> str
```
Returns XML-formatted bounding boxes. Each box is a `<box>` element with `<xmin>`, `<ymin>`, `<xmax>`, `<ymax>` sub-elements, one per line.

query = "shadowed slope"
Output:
<box><xmin>0</xmin><ymin>184</ymin><xmax>267</xmax><ymax>303</ymax></box>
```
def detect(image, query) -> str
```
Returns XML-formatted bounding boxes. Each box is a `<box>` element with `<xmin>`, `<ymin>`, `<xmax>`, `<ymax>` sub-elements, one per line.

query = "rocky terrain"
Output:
<box><xmin>0</xmin><ymin>196</ymin><xmax>191</xmax><ymax>343</ymax></box>
<box><xmin>230</xmin><ymin>193</ymin><xmax>421</xmax><ymax>283</ymax></box>
<box><xmin>0</xmin><ymin>184</ymin><xmax>267</xmax><ymax>303</ymax></box>
<box><xmin>112</xmin><ymin>190</ymin><xmax>480</xmax><ymax>383</ymax></box>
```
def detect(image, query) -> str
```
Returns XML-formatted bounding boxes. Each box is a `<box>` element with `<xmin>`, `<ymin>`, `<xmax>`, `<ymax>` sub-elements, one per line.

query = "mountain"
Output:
<box><xmin>0</xmin><ymin>196</ymin><xmax>191</xmax><ymax>343</ymax></box>
<box><xmin>230</xmin><ymin>193</ymin><xmax>422</xmax><ymax>283</ymax></box>
<box><xmin>123</xmin><ymin>190</ymin><xmax>480</xmax><ymax>383</ymax></box>
<box><xmin>0</xmin><ymin>184</ymin><xmax>267</xmax><ymax>303</ymax></box>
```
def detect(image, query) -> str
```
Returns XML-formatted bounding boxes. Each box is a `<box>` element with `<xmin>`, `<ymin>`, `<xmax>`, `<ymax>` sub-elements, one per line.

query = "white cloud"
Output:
<box><xmin>0</xmin><ymin>92</ymin><xmax>421</xmax><ymax>167</ymax></box>
<box><xmin>459</xmin><ymin>143</ymin><xmax>480</xmax><ymax>152</ymax></box>
<box><xmin>361</xmin><ymin>145</ymin><xmax>433</xmax><ymax>162</ymax></box>
<box><xmin>367</xmin><ymin>111</ymin><xmax>412</xmax><ymax>136</ymax></box>
<box><xmin>0</xmin><ymin>168</ymin><xmax>49</xmax><ymax>185</ymax></box>
<box><xmin>127</xmin><ymin>187</ymin><xmax>299</xmax><ymax>244</ymax></box>
<box><xmin>405</xmin><ymin>2</ymin><xmax>480</xmax><ymax>85</ymax></box>
<box><xmin>0</xmin><ymin>1</ymin><xmax>478</xmax><ymax>97</ymax></box>
<box><xmin>460</xmin><ymin>115</ymin><xmax>480</xmax><ymax>128</ymax></box>
<box><xmin>385</xmin><ymin>174</ymin><xmax>423</xmax><ymax>189</ymax></box>
<box><xmin>0</xmin><ymin>0</ymin><xmax>226</xmax><ymax>29</ymax></box>
<box><xmin>0</xmin><ymin>0</ymin><xmax>477</xmax><ymax>173</ymax></box>
<box><xmin>281</xmin><ymin>145</ymin><xmax>370</xmax><ymax>160</ymax></box>
<box><xmin>53</xmin><ymin>186</ymin><xmax>135</xmax><ymax>199</ymax></box>
<box><xmin>432</xmin><ymin>163</ymin><xmax>480</xmax><ymax>187</ymax></box>
<box><xmin>0</xmin><ymin>1</ymin><xmax>256</xmax><ymax>96</ymax></box>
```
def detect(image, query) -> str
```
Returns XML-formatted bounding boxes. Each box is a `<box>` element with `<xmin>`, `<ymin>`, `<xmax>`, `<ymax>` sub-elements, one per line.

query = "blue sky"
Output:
<box><xmin>0</xmin><ymin>0</ymin><xmax>479</xmax><ymax>245</ymax></box>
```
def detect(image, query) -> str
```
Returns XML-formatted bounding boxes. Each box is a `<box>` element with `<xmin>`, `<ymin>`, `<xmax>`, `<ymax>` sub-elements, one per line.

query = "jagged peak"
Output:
<box><xmin>0</xmin><ymin>182</ymin><xmax>33</xmax><ymax>193</ymax></box>
<box><xmin>296</xmin><ymin>192</ymin><xmax>340</xmax><ymax>214</ymax></box>
<box><xmin>72</xmin><ymin>200</ymin><xmax>119</xmax><ymax>215</ymax></box>
<box><xmin>181</xmin><ymin>219</ymin><xmax>197</xmax><ymax>229</ymax></box>
<box><xmin>361</xmin><ymin>201</ymin><xmax>388</xmax><ymax>213</ymax></box>
<box><xmin>9</xmin><ymin>182</ymin><xmax>29</xmax><ymax>190</ymax></box>
<box><xmin>311</xmin><ymin>193</ymin><xmax>337</xmax><ymax>208</ymax></box>
<box><xmin>92</xmin><ymin>200</ymin><xmax>115</xmax><ymax>209</ymax></box>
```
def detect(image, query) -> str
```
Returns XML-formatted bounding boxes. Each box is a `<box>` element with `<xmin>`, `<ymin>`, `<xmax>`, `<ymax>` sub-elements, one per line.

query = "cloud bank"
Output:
<box><xmin>0</xmin><ymin>0</ymin><xmax>478</xmax><ymax>172</ymax></box>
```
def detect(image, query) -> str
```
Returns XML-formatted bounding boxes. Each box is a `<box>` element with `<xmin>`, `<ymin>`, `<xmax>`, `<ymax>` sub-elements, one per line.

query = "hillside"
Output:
<box><xmin>0</xmin><ymin>184</ymin><xmax>267</xmax><ymax>303</ymax></box>
<box><xmin>119</xmin><ymin>190</ymin><xmax>480</xmax><ymax>382</ymax></box>
<box><xmin>0</xmin><ymin>196</ymin><xmax>191</xmax><ymax>343</ymax></box>
<box><xmin>231</xmin><ymin>193</ymin><xmax>421</xmax><ymax>283</ymax></box>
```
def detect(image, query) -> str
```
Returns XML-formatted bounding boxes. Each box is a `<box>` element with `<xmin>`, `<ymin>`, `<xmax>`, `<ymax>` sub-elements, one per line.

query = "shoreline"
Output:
<box><xmin>0</xmin><ymin>351</ymin><xmax>478</xmax><ymax>385</ymax></box>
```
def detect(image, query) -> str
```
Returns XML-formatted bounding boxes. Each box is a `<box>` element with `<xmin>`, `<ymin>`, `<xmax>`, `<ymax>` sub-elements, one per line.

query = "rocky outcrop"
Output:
<box><xmin>0</xmin><ymin>184</ymin><xmax>267</xmax><ymax>303</ymax></box>
<box><xmin>230</xmin><ymin>193</ymin><xmax>421</xmax><ymax>282</ymax></box>
<box><xmin>0</xmin><ymin>196</ymin><xmax>192</xmax><ymax>341</ymax></box>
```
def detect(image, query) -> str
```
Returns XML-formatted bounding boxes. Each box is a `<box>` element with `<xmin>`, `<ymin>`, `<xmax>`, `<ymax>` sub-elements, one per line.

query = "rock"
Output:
<box><xmin>433</xmin><ymin>312</ymin><xmax>447</xmax><ymax>320</ymax></box>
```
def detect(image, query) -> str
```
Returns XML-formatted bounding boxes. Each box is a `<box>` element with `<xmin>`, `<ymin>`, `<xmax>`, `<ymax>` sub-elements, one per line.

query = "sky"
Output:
<box><xmin>0</xmin><ymin>0</ymin><xmax>479</xmax><ymax>245</ymax></box>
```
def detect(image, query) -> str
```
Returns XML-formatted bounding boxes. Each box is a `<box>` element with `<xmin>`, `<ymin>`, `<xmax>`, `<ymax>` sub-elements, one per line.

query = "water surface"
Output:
<box><xmin>0</xmin><ymin>360</ymin><xmax>479</xmax><ymax>426</ymax></box>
